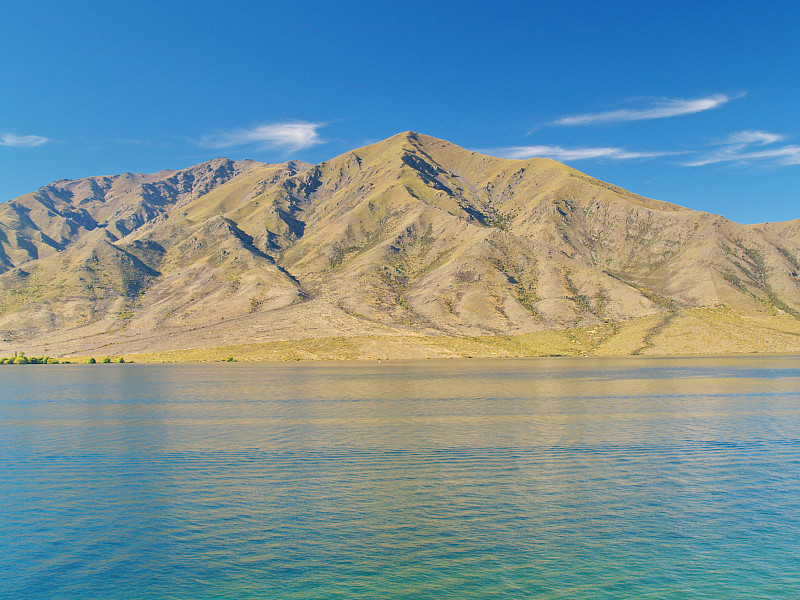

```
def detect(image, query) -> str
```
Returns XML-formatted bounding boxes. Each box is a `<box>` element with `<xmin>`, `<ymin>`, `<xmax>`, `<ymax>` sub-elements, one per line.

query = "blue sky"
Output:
<box><xmin>2</xmin><ymin>0</ymin><xmax>798</xmax><ymax>224</ymax></box>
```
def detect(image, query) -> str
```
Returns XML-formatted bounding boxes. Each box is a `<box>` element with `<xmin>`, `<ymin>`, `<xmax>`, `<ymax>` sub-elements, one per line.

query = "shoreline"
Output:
<box><xmin>53</xmin><ymin>351</ymin><xmax>800</xmax><ymax>365</ymax></box>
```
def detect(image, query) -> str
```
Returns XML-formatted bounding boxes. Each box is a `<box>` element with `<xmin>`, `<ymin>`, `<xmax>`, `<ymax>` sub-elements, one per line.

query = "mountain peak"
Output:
<box><xmin>356</xmin><ymin>131</ymin><xmax>458</xmax><ymax>154</ymax></box>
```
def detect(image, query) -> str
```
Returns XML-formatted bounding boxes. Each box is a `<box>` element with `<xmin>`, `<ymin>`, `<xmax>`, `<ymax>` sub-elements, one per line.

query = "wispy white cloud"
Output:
<box><xmin>198</xmin><ymin>121</ymin><xmax>325</xmax><ymax>152</ymax></box>
<box><xmin>551</xmin><ymin>93</ymin><xmax>741</xmax><ymax>126</ymax></box>
<box><xmin>490</xmin><ymin>145</ymin><xmax>677</xmax><ymax>161</ymax></box>
<box><xmin>0</xmin><ymin>133</ymin><xmax>50</xmax><ymax>147</ymax></box>
<box><xmin>722</xmin><ymin>130</ymin><xmax>784</xmax><ymax>146</ymax></box>
<box><xmin>685</xmin><ymin>130</ymin><xmax>800</xmax><ymax>166</ymax></box>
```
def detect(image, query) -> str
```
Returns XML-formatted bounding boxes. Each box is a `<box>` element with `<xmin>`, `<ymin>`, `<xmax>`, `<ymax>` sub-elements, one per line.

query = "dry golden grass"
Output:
<box><xmin>64</xmin><ymin>307</ymin><xmax>800</xmax><ymax>363</ymax></box>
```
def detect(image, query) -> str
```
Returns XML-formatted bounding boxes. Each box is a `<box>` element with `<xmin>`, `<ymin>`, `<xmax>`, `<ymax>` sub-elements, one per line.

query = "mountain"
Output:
<box><xmin>2</xmin><ymin>132</ymin><xmax>800</xmax><ymax>359</ymax></box>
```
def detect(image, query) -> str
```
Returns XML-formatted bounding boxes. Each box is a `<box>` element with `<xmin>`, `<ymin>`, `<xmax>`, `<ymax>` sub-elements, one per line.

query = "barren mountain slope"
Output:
<box><xmin>263</xmin><ymin>133</ymin><xmax>800</xmax><ymax>331</ymax></box>
<box><xmin>0</xmin><ymin>158</ymin><xmax>271</xmax><ymax>271</ymax></box>
<box><xmin>1</xmin><ymin>132</ymin><xmax>799</xmax><ymax>357</ymax></box>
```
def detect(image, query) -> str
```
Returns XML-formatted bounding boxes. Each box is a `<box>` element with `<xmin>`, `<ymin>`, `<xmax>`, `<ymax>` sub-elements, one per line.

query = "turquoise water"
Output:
<box><xmin>2</xmin><ymin>357</ymin><xmax>799</xmax><ymax>599</ymax></box>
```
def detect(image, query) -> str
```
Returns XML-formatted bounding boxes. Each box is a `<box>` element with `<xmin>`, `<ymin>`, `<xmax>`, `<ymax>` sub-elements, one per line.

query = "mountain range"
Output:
<box><xmin>2</xmin><ymin>132</ymin><xmax>800</xmax><ymax>360</ymax></box>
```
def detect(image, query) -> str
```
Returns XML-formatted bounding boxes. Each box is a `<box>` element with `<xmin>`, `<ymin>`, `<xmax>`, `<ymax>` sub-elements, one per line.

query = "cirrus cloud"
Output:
<box><xmin>0</xmin><ymin>133</ymin><xmax>50</xmax><ymax>147</ymax></box>
<box><xmin>685</xmin><ymin>130</ymin><xmax>800</xmax><ymax>166</ymax></box>
<box><xmin>722</xmin><ymin>130</ymin><xmax>785</xmax><ymax>146</ymax></box>
<box><xmin>198</xmin><ymin>121</ymin><xmax>325</xmax><ymax>152</ymax></box>
<box><xmin>551</xmin><ymin>93</ymin><xmax>742</xmax><ymax>126</ymax></box>
<box><xmin>489</xmin><ymin>145</ymin><xmax>678</xmax><ymax>161</ymax></box>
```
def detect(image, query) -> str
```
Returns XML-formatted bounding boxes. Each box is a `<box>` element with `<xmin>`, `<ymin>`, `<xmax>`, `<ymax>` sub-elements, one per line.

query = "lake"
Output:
<box><xmin>2</xmin><ymin>357</ymin><xmax>799</xmax><ymax>599</ymax></box>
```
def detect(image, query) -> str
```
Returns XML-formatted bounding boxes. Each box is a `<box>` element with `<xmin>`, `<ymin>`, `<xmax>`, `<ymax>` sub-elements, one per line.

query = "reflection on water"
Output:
<box><xmin>2</xmin><ymin>356</ymin><xmax>800</xmax><ymax>599</ymax></box>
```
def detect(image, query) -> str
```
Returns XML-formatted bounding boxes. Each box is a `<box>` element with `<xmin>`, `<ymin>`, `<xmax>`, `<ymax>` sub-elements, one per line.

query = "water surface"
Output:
<box><xmin>2</xmin><ymin>357</ymin><xmax>799</xmax><ymax>598</ymax></box>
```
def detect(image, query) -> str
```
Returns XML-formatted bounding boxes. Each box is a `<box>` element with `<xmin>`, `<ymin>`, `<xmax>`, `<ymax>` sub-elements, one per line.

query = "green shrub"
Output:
<box><xmin>14</xmin><ymin>356</ymin><xmax>28</xmax><ymax>364</ymax></box>
<box><xmin>225</xmin><ymin>356</ymin><xmax>234</xmax><ymax>362</ymax></box>
<box><xmin>117</xmin><ymin>357</ymin><xmax>125</xmax><ymax>363</ymax></box>
<box><xmin>47</xmin><ymin>358</ymin><xmax>60</xmax><ymax>364</ymax></box>
<box><xmin>88</xmin><ymin>357</ymin><xmax>96</xmax><ymax>364</ymax></box>
<box><xmin>102</xmin><ymin>357</ymin><xmax>111</xmax><ymax>364</ymax></box>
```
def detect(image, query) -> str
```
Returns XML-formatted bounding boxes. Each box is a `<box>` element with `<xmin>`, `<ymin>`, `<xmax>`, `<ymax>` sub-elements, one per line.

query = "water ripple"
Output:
<box><xmin>2</xmin><ymin>357</ymin><xmax>800</xmax><ymax>599</ymax></box>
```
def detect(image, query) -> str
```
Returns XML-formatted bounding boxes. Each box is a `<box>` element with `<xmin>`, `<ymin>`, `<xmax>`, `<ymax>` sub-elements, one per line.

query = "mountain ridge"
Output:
<box><xmin>2</xmin><ymin>131</ymin><xmax>800</xmax><ymax>358</ymax></box>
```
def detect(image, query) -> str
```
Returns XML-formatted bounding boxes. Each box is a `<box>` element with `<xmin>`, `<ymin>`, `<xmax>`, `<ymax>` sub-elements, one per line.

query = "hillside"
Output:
<box><xmin>2</xmin><ymin>132</ymin><xmax>800</xmax><ymax>359</ymax></box>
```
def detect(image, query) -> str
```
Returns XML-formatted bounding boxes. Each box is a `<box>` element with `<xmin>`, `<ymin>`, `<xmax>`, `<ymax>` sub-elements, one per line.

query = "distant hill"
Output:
<box><xmin>2</xmin><ymin>132</ymin><xmax>800</xmax><ymax>359</ymax></box>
